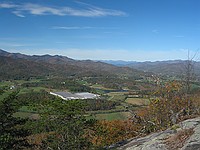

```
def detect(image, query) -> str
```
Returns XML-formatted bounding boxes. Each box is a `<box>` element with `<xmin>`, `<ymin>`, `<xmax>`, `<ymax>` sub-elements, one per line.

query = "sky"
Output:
<box><xmin>1</xmin><ymin>0</ymin><xmax>200</xmax><ymax>61</ymax></box>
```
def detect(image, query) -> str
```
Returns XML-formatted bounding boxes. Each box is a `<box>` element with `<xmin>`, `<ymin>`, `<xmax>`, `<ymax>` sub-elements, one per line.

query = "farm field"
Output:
<box><xmin>0</xmin><ymin>79</ymin><xmax>151</xmax><ymax>122</ymax></box>
<box><xmin>125</xmin><ymin>98</ymin><xmax>149</xmax><ymax>106</ymax></box>
<box><xmin>90</xmin><ymin>84</ymin><xmax>115</xmax><ymax>90</ymax></box>
<box><xmin>107</xmin><ymin>92</ymin><xmax>128</xmax><ymax>101</ymax></box>
<box><xmin>89</xmin><ymin>111</ymin><xmax>131</xmax><ymax>120</ymax></box>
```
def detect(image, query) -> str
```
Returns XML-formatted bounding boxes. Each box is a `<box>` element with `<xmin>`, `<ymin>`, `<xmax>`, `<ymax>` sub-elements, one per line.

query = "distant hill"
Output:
<box><xmin>99</xmin><ymin>60</ymin><xmax>137</xmax><ymax>66</ymax></box>
<box><xmin>0</xmin><ymin>49</ymin><xmax>143</xmax><ymax>80</ymax></box>
<box><xmin>99</xmin><ymin>60</ymin><xmax>200</xmax><ymax>77</ymax></box>
<box><xmin>126</xmin><ymin>60</ymin><xmax>186</xmax><ymax>76</ymax></box>
<box><xmin>127</xmin><ymin>60</ymin><xmax>200</xmax><ymax>77</ymax></box>
<box><xmin>0</xmin><ymin>49</ymin><xmax>74</xmax><ymax>63</ymax></box>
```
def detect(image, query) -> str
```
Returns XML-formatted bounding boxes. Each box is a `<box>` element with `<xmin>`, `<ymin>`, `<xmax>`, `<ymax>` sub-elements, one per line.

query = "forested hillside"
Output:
<box><xmin>102</xmin><ymin>59</ymin><xmax>200</xmax><ymax>78</ymax></box>
<box><xmin>0</xmin><ymin>49</ymin><xmax>143</xmax><ymax>80</ymax></box>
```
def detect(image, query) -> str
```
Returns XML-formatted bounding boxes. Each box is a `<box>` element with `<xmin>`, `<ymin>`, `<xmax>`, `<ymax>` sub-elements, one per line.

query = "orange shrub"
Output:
<box><xmin>85</xmin><ymin>119</ymin><xmax>141</xmax><ymax>147</ymax></box>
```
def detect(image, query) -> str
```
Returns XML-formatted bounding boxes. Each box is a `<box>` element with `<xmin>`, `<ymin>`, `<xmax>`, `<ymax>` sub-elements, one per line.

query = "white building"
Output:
<box><xmin>50</xmin><ymin>91</ymin><xmax>100</xmax><ymax>100</ymax></box>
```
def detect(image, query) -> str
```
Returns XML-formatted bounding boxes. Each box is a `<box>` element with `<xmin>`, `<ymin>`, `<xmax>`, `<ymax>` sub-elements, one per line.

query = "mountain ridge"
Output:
<box><xmin>0</xmin><ymin>49</ymin><xmax>143</xmax><ymax>80</ymax></box>
<box><xmin>99</xmin><ymin>59</ymin><xmax>200</xmax><ymax>77</ymax></box>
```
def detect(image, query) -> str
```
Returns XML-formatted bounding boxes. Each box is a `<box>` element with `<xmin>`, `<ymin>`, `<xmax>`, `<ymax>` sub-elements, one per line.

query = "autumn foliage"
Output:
<box><xmin>84</xmin><ymin>81</ymin><xmax>200</xmax><ymax>148</ymax></box>
<box><xmin>85</xmin><ymin>119</ymin><xmax>141</xmax><ymax>147</ymax></box>
<box><xmin>136</xmin><ymin>81</ymin><xmax>200</xmax><ymax>133</ymax></box>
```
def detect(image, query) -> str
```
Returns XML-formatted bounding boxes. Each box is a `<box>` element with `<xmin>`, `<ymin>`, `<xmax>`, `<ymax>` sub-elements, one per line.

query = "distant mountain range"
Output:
<box><xmin>100</xmin><ymin>60</ymin><xmax>200</xmax><ymax>77</ymax></box>
<box><xmin>2</xmin><ymin>49</ymin><xmax>200</xmax><ymax>80</ymax></box>
<box><xmin>98</xmin><ymin>60</ymin><xmax>138</xmax><ymax>66</ymax></box>
<box><xmin>0</xmin><ymin>49</ymin><xmax>142</xmax><ymax>80</ymax></box>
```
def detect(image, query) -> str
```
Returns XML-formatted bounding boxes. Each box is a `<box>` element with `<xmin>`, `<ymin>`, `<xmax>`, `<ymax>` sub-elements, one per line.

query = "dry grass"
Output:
<box><xmin>125</xmin><ymin>98</ymin><xmax>149</xmax><ymax>106</ymax></box>
<box><xmin>165</xmin><ymin>128</ymin><xmax>194</xmax><ymax>150</ymax></box>
<box><xmin>94</xmin><ymin>112</ymin><xmax>131</xmax><ymax>120</ymax></box>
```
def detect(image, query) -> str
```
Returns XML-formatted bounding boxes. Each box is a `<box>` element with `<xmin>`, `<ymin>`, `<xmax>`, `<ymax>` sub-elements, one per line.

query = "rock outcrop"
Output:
<box><xmin>118</xmin><ymin>117</ymin><xmax>200</xmax><ymax>150</ymax></box>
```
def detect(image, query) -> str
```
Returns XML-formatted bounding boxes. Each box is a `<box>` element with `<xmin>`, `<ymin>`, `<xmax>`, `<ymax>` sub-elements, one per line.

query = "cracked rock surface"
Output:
<box><xmin>118</xmin><ymin>117</ymin><xmax>200</xmax><ymax>150</ymax></box>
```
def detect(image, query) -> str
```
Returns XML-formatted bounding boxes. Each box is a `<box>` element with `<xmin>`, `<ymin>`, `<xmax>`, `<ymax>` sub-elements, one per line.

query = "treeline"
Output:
<box><xmin>21</xmin><ymin>78</ymin><xmax>93</xmax><ymax>92</ymax></box>
<box><xmin>18</xmin><ymin>90</ymin><xmax>57</xmax><ymax>105</ymax></box>
<box><xmin>85</xmin><ymin>77</ymin><xmax>137</xmax><ymax>90</ymax></box>
<box><xmin>83</xmin><ymin>98</ymin><xmax>118</xmax><ymax>111</ymax></box>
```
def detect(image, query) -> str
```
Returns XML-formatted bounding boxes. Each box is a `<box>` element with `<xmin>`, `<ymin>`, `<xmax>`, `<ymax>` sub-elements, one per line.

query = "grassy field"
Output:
<box><xmin>89</xmin><ymin>111</ymin><xmax>131</xmax><ymax>121</ymax></box>
<box><xmin>125</xmin><ymin>97</ymin><xmax>149</xmax><ymax>106</ymax></box>
<box><xmin>91</xmin><ymin>84</ymin><xmax>115</xmax><ymax>90</ymax></box>
<box><xmin>107</xmin><ymin>92</ymin><xmax>127</xmax><ymax>102</ymax></box>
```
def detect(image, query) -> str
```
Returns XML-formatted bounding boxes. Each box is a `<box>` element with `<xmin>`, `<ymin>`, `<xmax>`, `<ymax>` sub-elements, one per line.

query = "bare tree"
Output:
<box><xmin>183</xmin><ymin>49</ymin><xmax>199</xmax><ymax>115</ymax></box>
<box><xmin>184</xmin><ymin>50</ymin><xmax>198</xmax><ymax>94</ymax></box>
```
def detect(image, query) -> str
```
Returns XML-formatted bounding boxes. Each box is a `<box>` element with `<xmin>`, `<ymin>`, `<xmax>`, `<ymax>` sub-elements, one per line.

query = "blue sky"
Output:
<box><xmin>0</xmin><ymin>0</ymin><xmax>200</xmax><ymax>61</ymax></box>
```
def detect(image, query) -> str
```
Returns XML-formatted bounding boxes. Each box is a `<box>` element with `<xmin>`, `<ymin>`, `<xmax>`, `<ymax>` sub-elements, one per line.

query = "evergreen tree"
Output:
<box><xmin>0</xmin><ymin>92</ymin><xmax>31</xmax><ymax>150</ymax></box>
<box><xmin>33</xmin><ymin>98</ymin><xmax>94</xmax><ymax>150</ymax></box>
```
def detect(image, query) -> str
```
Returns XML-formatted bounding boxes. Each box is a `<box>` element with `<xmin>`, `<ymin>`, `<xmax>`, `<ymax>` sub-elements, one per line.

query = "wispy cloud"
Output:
<box><xmin>52</xmin><ymin>26</ymin><xmax>97</xmax><ymax>30</ymax></box>
<box><xmin>51</xmin><ymin>26</ymin><xmax>119</xmax><ymax>30</ymax></box>
<box><xmin>12</xmin><ymin>10</ymin><xmax>25</xmax><ymax>17</ymax></box>
<box><xmin>0</xmin><ymin>3</ymin><xmax>17</xmax><ymax>8</ymax></box>
<box><xmin>0</xmin><ymin>2</ymin><xmax>127</xmax><ymax>17</ymax></box>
